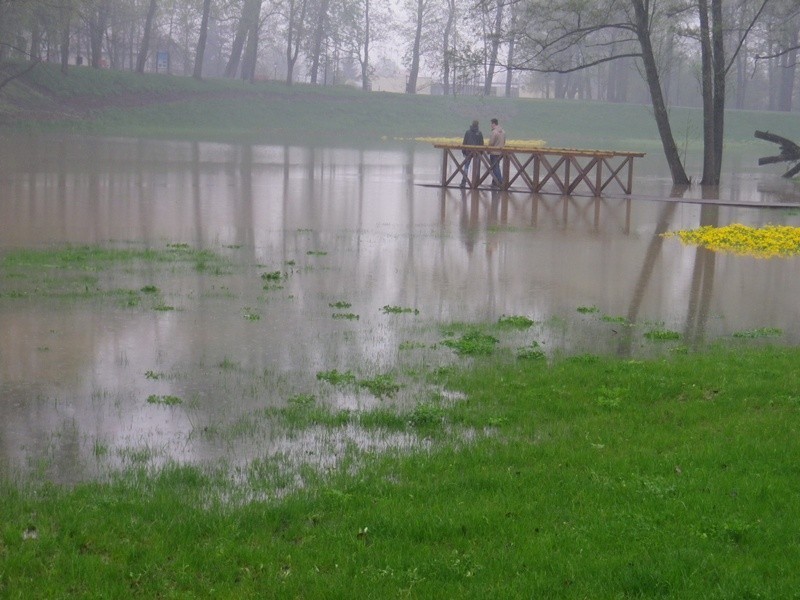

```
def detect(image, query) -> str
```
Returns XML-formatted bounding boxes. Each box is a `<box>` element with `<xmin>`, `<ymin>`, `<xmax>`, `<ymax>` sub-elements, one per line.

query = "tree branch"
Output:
<box><xmin>754</xmin><ymin>45</ymin><xmax>800</xmax><ymax>62</ymax></box>
<box><xmin>0</xmin><ymin>58</ymin><xmax>42</xmax><ymax>93</ymax></box>
<box><xmin>724</xmin><ymin>0</ymin><xmax>771</xmax><ymax>75</ymax></box>
<box><xmin>514</xmin><ymin>52</ymin><xmax>643</xmax><ymax>74</ymax></box>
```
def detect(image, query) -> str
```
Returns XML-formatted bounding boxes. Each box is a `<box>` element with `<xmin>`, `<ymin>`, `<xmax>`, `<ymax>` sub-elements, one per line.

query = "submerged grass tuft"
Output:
<box><xmin>442</xmin><ymin>328</ymin><xmax>499</xmax><ymax>356</ymax></box>
<box><xmin>497</xmin><ymin>314</ymin><xmax>534</xmax><ymax>328</ymax></box>
<box><xmin>732</xmin><ymin>327</ymin><xmax>783</xmax><ymax>338</ymax></box>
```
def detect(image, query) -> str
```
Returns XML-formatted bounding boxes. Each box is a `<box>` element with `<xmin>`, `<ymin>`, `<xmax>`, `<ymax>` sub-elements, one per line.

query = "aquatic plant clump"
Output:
<box><xmin>663</xmin><ymin>224</ymin><xmax>800</xmax><ymax>258</ymax></box>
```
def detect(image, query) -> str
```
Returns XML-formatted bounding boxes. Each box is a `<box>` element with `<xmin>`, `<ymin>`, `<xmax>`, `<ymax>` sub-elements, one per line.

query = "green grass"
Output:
<box><xmin>3</xmin><ymin>346</ymin><xmax>800</xmax><ymax>597</ymax></box>
<box><xmin>0</xmin><ymin>244</ymin><xmax>231</xmax><ymax>300</ymax></box>
<box><xmin>3</xmin><ymin>60</ymin><xmax>800</xmax><ymax>148</ymax></box>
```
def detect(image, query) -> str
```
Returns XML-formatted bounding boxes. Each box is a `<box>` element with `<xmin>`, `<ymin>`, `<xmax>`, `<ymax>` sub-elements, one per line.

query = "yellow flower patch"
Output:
<box><xmin>662</xmin><ymin>224</ymin><xmax>800</xmax><ymax>258</ymax></box>
<box><xmin>410</xmin><ymin>136</ymin><xmax>547</xmax><ymax>149</ymax></box>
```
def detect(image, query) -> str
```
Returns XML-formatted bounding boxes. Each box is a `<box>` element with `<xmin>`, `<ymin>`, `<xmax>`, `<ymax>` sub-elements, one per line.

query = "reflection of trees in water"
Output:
<box><xmin>618</xmin><ymin>185</ymin><xmax>720</xmax><ymax>357</ymax></box>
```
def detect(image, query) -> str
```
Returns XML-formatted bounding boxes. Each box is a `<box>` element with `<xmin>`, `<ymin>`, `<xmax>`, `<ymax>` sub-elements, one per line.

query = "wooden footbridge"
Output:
<box><xmin>433</xmin><ymin>143</ymin><xmax>645</xmax><ymax>196</ymax></box>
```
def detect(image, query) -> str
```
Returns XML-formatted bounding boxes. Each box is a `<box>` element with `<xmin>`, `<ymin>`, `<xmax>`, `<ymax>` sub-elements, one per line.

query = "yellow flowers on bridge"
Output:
<box><xmin>663</xmin><ymin>223</ymin><xmax>800</xmax><ymax>258</ymax></box>
<box><xmin>412</xmin><ymin>136</ymin><xmax>547</xmax><ymax>148</ymax></box>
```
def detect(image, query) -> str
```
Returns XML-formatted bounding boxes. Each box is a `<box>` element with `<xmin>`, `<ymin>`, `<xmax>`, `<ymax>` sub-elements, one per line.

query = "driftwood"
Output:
<box><xmin>755</xmin><ymin>130</ymin><xmax>800</xmax><ymax>178</ymax></box>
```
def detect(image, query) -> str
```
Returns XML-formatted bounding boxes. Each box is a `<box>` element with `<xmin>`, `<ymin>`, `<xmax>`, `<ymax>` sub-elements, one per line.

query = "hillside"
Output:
<box><xmin>1</xmin><ymin>61</ymin><xmax>799</xmax><ymax>150</ymax></box>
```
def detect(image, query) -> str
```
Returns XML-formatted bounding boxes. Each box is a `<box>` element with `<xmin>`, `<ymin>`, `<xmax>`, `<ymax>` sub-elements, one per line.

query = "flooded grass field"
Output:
<box><xmin>2</xmin><ymin>133</ymin><xmax>800</xmax><ymax>485</ymax></box>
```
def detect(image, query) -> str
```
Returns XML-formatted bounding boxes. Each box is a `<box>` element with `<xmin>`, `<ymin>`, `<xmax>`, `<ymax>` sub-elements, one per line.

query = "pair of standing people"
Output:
<box><xmin>460</xmin><ymin>118</ymin><xmax>506</xmax><ymax>188</ymax></box>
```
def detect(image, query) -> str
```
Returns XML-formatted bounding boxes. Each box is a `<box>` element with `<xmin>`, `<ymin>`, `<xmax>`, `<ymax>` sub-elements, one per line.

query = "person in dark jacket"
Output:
<box><xmin>461</xmin><ymin>120</ymin><xmax>484</xmax><ymax>187</ymax></box>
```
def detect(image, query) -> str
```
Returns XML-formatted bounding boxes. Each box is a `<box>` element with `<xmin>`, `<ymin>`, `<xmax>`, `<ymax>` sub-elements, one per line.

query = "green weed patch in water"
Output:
<box><xmin>358</xmin><ymin>374</ymin><xmax>401</xmax><ymax>399</ymax></box>
<box><xmin>577</xmin><ymin>305</ymin><xmax>600</xmax><ymax>314</ymax></box>
<box><xmin>332</xmin><ymin>312</ymin><xmax>359</xmax><ymax>320</ymax></box>
<box><xmin>242</xmin><ymin>308</ymin><xmax>261</xmax><ymax>321</ymax></box>
<box><xmin>260</xmin><ymin>270</ymin><xmax>283</xmax><ymax>281</ymax></box>
<box><xmin>497</xmin><ymin>314</ymin><xmax>534</xmax><ymax>328</ymax></box>
<box><xmin>732</xmin><ymin>327</ymin><xmax>783</xmax><ymax>339</ymax></box>
<box><xmin>316</xmin><ymin>369</ymin><xmax>357</xmax><ymax>386</ymax></box>
<box><xmin>329</xmin><ymin>300</ymin><xmax>352</xmax><ymax>309</ymax></box>
<box><xmin>381</xmin><ymin>305</ymin><xmax>419</xmax><ymax>315</ymax></box>
<box><xmin>0</xmin><ymin>244</ymin><xmax>231</xmax><ymax>300</ymax></box>
<box><xmin>644</xmin><ymin>328</ymin><xmax>682</xmax><ymax>341</ymax></box>
<box><xmin>602</xmin><ymin>314</ymin><xmax>631</xmax><ymax>324</ymax></box>
<box><xmin>146</xmin><ymin>394</ymin><xmax>182</xmax><ymax>405</ymax></box>
<box><xmin>441</xmin><ymin>328</ymin><xmax>499</xmax><ymax>356</ymax></box>
<box><xmin>399</xmin><ymin>340</ymin><xmax>428</xmax><ymax>351</ymax></box>
<box><xmin>517</xmin><ymin>343</ymin><xmax>546</xmax><ymax>360</ymax></box>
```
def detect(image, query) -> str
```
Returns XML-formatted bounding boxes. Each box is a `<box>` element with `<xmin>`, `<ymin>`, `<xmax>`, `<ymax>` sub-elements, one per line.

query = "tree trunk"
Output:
<box><xmin>89</xmin><ymin>0</ymin><xmax>110</xmax><ymax>68</ymax></box>
<box><xmin>483</xmin><ymin>0</ymin><xmax>503</xmax><ymax>96</ymax></box>
<box><xmin>31</xmin><ymin>12</ymin><xmax>42</xmax><ymax>59</ymax></box>
<box><xmin>698</xmin><ymin>0</ymin><xmax>725</xmax><ymax>185</ymax></box>
<box><xmin>240</xmin><ymin>0</ymin><xmax>263</xmax><ymax>82</ymax></box>
<box><xmin>224</xmin><ymin>0</ymin><xmax>256</xmax><ymax>78</ymax></box>
<box><xmin>361</xmin><ymin>0</ymin><xmax>370</xmax><ymax>91</ymax></box>
<box><xmin>136</xmin><ymin>0</ymin><xmax>158</xmax><ymax>74</ymax></box>
<box><xmin>309</xmin><ymin>0</ymin><xmax>330</xmax><ymax>84</ymax></box>
<box><xmin>442</xmin><ymin>0</ymin><xmax>454</xmax><ymax>95</ymax></box>
<box><xmin>631</xmin><ymin>0</ymin><xmax>690</xmax><ymax>185</ymax></box>
<box><xmin>505</xmin><ymin>8</ymin><xmax>517</xmax><ymax>98</ymax></box>
<box><xmin>710</xmin><ymin>0</ymin><xmax>725</xmax><ymax>183</ymax></box>
<box><xmin>192</xmin><ymin>0</ymin><xmax>212</xmax><ymax>80</ymax></box>
<box><xmin>778</xmin><ymin>24</ymin><xmax>798</xmax><ymax>111</ymax></box>
<box><xmin>698</xmin><ymin>0</ymin><xmax>716</xmax><ymax>185</ymax></box>
<box><xmin>406</xmin><ymin>0</ymin><xmax>424</xmax><ymax>93</ymax></box>
<box><xmin>60</xmin><ymin>0</ymin><xmax>71</xmax><ymax>75</ymax></box>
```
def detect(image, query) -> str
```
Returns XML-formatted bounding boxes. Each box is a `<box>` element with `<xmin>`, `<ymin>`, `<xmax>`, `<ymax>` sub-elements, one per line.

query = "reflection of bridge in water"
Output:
<box><xmin>438</xmin><ymin>189</ymin><xmax>633</xmax><ymax>234</ymax></box>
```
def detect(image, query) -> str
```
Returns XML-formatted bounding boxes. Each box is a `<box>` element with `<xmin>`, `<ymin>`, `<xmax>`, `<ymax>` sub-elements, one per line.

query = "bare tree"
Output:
<box><xmin>83</xmin><ymin>0</ymin><xmax>111</xmax><ymax>68</ymax></box>
<box><xmin>240</xmin><ymin>0</ymin><xmax>264</xmax><ymax>82</ymax></box>
<box><xmin>224</xmin><ymin>0</ymin><xmax>257</xmax><ymax>78</ymax></box>
<box><xmin>308</xmin><ymin>0</ymin><xmax>331</xmax><ymax>84</ymax></box>
<box><xmin>512</xmin><ymin>0</ymin><xmax>772</xmax><ymax>186</ymax></box>
<box><xmin>193</xmin><ymin>0</ymin><xmax>213</xmax><ymax>79</ymax></box>
<box><xmin>59</xmin><ymin>0</ymin><xmax>72</xmax><ymax>74</ymax></box>
<box><xmin>405</xmin><ymin>0</ymin><xmax>428</xmax><ymax>93</ymax></box>
<box><xmin>442</xmin><ymin>0</ymin><xmax>456</xmax><ymax>95</ymax></box>
<box><xmin>480</xmin><ymin>0</ymin><xmax>504</xmax><ymax>95</ymax></box>
<box><xmin>283</xmin><ymin>0</ymin><xmax>309</xmax><ymax>84</ymax></box>
<box><xmin>136</xmin><ymin>0</ymin><xmax>158</xmax><ymax>73</ymax></box>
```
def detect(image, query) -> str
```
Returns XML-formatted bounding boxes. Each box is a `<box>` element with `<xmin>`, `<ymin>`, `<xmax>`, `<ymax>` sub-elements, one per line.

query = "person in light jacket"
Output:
<box><xmin>489</xmin><ymin>118</ymin><xmax>506</xmax><ymax>187</ymax></box>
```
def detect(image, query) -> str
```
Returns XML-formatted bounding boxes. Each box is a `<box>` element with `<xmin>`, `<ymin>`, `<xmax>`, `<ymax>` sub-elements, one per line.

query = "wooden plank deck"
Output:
<box><xmin>433</xmin><ymin>143</ymin><xmax>646</xmax><ymax>196</ymax></box>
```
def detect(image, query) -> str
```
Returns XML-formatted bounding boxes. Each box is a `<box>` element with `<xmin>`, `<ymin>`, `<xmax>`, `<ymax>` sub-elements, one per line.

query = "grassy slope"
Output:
<box><xmin>2</xmin><ymin>61</ymin><xmax>800</xmax><ymax>150</ymax></box>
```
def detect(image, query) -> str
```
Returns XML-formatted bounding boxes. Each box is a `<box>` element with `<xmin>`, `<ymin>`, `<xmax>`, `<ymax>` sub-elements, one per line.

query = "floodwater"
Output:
<box><xmin>1</xmin><ymin>133</ymin><xmax>799</xmax><ymax>484</ymax></box>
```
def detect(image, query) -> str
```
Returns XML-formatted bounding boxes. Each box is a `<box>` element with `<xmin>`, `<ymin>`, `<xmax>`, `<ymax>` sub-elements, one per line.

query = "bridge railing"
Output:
<box><xmin>433</xmin><ymin>143</ymin><xmax>646</xmax><ymax>196</ymax></box>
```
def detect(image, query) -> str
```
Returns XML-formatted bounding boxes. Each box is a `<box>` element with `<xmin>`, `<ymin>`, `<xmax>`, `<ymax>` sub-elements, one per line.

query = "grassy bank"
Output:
<box><xmin>2</xmin><ymin>345</ymin><xmax>800</xmax><ymax>597</ymax></box>
<box><xmin>2</xmin><ymin>61</ymin><xmax>799</xmax><ymax>150</ymax></box>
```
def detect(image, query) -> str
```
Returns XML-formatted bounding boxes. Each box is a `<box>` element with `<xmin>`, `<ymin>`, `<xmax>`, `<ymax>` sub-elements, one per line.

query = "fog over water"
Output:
<box><xmin>1</xmin><ymin>134</ymin><xmax>799</xmax><ymax>482</ymax></box>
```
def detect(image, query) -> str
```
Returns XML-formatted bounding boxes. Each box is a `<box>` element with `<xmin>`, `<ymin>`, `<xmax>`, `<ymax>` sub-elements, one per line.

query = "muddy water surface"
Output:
<box><xmin>1</xmin><ymin>134</ymin><xmax>799</xmax><ymax>483</ymax></box>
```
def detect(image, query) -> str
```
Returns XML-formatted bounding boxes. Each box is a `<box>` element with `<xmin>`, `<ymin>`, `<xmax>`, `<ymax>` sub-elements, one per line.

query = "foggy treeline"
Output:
<box><xmin>0</xmin><ymin>0</ymin><xmax>797</xmax><ymax>114</ymax></box>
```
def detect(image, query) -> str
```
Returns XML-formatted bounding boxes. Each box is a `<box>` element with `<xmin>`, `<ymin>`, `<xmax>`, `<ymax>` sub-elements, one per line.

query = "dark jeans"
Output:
<box><xmin>490</xmin><ymin>155</ymin><xmax>502</xmax><ymax>185</ymax></box>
